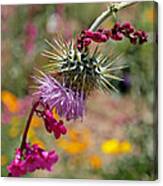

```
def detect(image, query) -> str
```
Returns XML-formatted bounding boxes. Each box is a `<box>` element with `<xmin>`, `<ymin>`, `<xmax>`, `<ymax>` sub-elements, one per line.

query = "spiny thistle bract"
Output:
<box><xmin>33</xmin><ymin>70</ymin><xmax>85</xmax><ymax>120</ymax></box>
<box><xmin>42</xmin><ymin>37</ymin><xmax>127</xmax><ymax>95</ymax></box>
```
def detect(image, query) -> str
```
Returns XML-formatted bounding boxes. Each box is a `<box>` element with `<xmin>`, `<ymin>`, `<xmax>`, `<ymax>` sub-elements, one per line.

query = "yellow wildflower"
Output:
<box><xmin>28</xmin><ymin>129</ymin><xmax>36</xmax><ymax>140</ymax></box>
<box><xmin>101</xmin><ymin>139</ymin><xmax>132</xmax><ymax>155</ymax></box>
<box><xmin>89</xmin><ymin>154</ymin><xmax>102</xmax><ymax>169</ymax></box>
<box><xmin>1</xmin><ymin>155</ymin><xmax>8</xmax><ymax>166</ymax></box>
<box><xmin>32</xmin><ymin>138</ymin><xmax>45</xmax><ymax>149</ymax></box>
<box><xmin>8</xmin><ymin>117</ymin><xmax>21</xmax><ymax>138</ymax></box>
<box><xmin>8</xmin><ymin>126</ymin><xmax>19</xmax><ymax>138</ymax></box>
<box><xmin>101</xmin><ymin>139</ymin><xmax>120</xmax><ymax>154</ymax></box>
<box><xmin>1</xmin><ymin>90</ymin><xmax>20</xmax><ymax>113</ymax></box>
<box><xmin>52</xmin><ymin>107</ymin><xmax>60</xmax><ymax>121</ymax></box>
<box><xmin>120</xmin><ymin>140</ymin><xmax>132</xmax><ymax>153</ymax></box>
<box><xmin>10</xmin><ymin>116</ymin><xmax>20</xmax><ymax>126</ymax></box>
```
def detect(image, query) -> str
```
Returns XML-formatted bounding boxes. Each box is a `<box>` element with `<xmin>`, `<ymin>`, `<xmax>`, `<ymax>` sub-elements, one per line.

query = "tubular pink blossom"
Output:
<box><xmin>7</xmin><ymin>143</ymin><xmax>59</xmax><ymax>177</ymax></box>
<box><xmin>42</xmin><ymin>109</ymin><xmax>67</xmax><ymax>139</ymax></box>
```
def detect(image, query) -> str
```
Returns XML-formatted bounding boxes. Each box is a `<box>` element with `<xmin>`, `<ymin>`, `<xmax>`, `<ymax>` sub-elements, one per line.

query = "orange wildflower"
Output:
<box><xmin>89</xmin><ymin>154</ymin><xmax>102</xmax><ymax>169</ymax></box>
<box><xmin>120</xmin><ymin>140</ymin><xmax>132</xmax><ymax>153</ymax></box>
<box><xmin>31</xmin><ymin>115</ymin><xmax>42</xmax><ymax>128</ymax></box>
<box><xmin>144</xmin><ymin>7</ymin><xmax>155</xmax><ymax>24</ymax></box>
<box><xmin>2</xmin><ymin>90</ymin><xmax>20</xmax><ymax>113</ymax></box>
<box><xmin>57</xmin><ymin>128</ymin><xmax>91</xmax><ymax>155</ymax></box>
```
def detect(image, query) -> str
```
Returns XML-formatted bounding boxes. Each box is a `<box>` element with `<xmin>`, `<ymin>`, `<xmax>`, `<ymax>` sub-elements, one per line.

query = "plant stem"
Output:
<box><xmin>89</xmin><ymin>2</ymin><xmax>136</xmax><ymax>31</ymax></box>
<box><xmin>20</xmin><ymin>101</ymin><xmax>39</xmax><ymax>150</ymax></box>
<box><xmin>7</xmin><ymin>101</ymin><xmax>40</xmax><ymax>177</ymax></box>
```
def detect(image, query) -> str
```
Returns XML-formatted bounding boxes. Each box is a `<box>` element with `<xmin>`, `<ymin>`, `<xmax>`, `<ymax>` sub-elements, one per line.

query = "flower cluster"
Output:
<box><xmin>77</xmin><ymin>22</ymin><xmax>148</xmax><ymax>50</ymax></box>
<box><xmin>42</xmin><ymin>109</ymin><xmax>67</xmax><ymax>139</ymax></box>
<box><xmin>7</xmin><ymin>143</ymin><xmax>58</xmax><ymax>177</ymax></box>
<box><xmin>33</xmin><ymin>72</ymin><xmax>85</xmax><ymax>120</ymax></box>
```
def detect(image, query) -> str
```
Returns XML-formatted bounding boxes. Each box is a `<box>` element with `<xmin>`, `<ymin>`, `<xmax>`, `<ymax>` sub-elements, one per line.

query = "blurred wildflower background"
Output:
<box><xmin>1</xmin><ymin>2</ymin><xmax>157</xmax><ymax>180</ymax></box>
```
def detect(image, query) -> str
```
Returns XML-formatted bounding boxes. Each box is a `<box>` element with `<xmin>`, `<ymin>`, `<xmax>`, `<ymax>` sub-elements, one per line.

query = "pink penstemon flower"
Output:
<box><xmin>7</xmin><ymin>143</ymin><xmax>59</xmax><ymax>176</ymax></box>
<box><xmin>42</xmin><ymin>108</ymin><xmax>67</xmax><ymax>139</ymax></box>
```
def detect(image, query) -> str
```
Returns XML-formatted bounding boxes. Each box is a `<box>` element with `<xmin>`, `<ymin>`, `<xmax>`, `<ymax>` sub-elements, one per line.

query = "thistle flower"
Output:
<box><xmin>33</xmin><ymin>71</ymin><xmax>85</xmax><ymax>120</ymax></box>
<box><xmin>7</xmin><ymin>143</ymin><xmax>59</xmax><ymax>177</ymax></box>
<box><xmin>42</xmin><ymin>37</ymin><xmax>126</xmax><ymax>94</ymax></box>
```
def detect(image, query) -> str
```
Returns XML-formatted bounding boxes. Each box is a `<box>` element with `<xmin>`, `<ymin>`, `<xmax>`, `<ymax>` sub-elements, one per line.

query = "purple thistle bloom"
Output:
<box><xmin>33</xmin><ymin>72</ymin><xmax>85</xmax><ymax>121</ymax></box>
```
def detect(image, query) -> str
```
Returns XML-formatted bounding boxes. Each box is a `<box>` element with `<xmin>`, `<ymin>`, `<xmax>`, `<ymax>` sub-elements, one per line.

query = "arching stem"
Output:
<box><xmin>89</xmin><ymin>2</ymin><xmax>136</xmax><ymax>31</ymax></box>
<box><xmin>20</xmin><ymin>101</ymin><xmax>40</xmax><ymax>150</ymax></box>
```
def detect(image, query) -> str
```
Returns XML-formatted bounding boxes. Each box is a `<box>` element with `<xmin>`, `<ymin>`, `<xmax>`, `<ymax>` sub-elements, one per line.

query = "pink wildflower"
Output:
<box><xmin>42</xmin><ymin>109</ymin><xmax>67</xmax><ymax>139</ymax></box>
<box><xmin>7</xmin><ymin>143</ymin><xmax>59</xmax><ymax>177</ymax></box>
<box><xmin>24</xmin><ymin>22</ymin><xmax>37</xmax><ymax>54</ymax></box>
